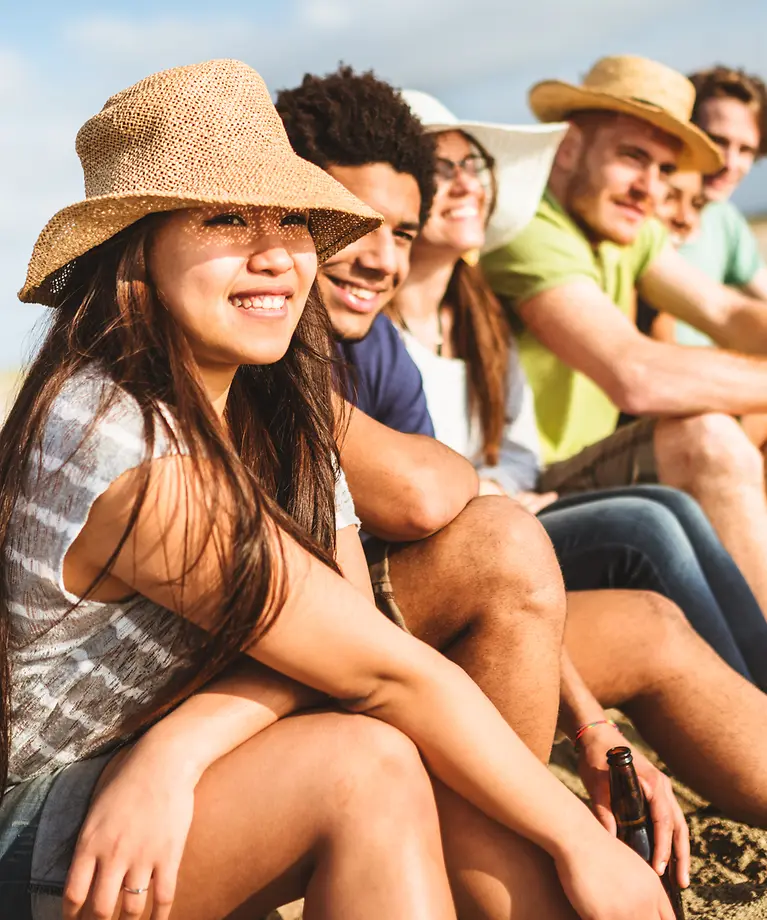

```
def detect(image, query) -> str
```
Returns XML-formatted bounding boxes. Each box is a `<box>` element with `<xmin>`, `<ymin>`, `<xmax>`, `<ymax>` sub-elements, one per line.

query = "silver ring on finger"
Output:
<box><xmin>123</xmin><ymin>885</ymin><xmax>150</xmax><ymax>895</ymax></box>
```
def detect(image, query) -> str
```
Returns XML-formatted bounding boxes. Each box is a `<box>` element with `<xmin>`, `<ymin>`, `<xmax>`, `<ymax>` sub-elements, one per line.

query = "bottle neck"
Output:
<box><xmin>608</xmin><ymin>762</ymin><xmax>648</xmax><ymax>826</ymax></box>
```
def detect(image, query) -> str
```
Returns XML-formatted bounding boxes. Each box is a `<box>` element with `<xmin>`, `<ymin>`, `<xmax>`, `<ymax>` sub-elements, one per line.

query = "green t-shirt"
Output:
<box><xmin>674</xmin><ymin>200</ymin><xmax>764</xmax><ymax>347</ymax></box>
<box><xmin>481</xmin><ymin>190</ymin><xmax>667</xmax><ymax>465</ymax></box>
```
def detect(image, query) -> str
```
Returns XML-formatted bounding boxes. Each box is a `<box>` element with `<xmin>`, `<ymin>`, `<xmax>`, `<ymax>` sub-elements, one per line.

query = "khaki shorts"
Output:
<box><xmin>363</xmin><ymin>537</ymin><xmax>410</xmax><ymax>632</ymax></box>
<box><xmin>538</xmin><ymin>418</ymin><xmax>658</xmax><ymax>494</ymax></box>
<box><xmin>364</xmin><ymin>419</ymin><xmax>656</xmax><ymax>626</ymax></box>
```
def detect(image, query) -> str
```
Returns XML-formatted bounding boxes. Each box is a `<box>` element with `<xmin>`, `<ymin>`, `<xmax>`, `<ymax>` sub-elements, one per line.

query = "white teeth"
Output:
<box><xmin>446</xmin><ymin>206</ymin><xmax>480</xmax><ymax>218</ymax></box>
<box><xmin>231</xmin><ymin>294</ymin><xmax>287</xmax><ymax>311</ymax></box>
<box><xmin>337</xmin><ymin>281</ymin><xmax>377</xmax><ymax>301</ymax></box>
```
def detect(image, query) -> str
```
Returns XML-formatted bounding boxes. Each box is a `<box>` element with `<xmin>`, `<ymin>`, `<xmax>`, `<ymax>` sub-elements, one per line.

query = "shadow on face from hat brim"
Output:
<box><xmin>20</xmin><ymin>193</ymin><xmax>382</xmax><ymax>308</ymax></box>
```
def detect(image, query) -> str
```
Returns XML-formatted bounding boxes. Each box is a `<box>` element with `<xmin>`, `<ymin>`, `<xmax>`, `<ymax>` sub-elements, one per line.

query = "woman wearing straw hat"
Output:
<box><xmin>0</xmin><ymin>60</ymin><xmax>674</xmax><ymax>920</ymax></box>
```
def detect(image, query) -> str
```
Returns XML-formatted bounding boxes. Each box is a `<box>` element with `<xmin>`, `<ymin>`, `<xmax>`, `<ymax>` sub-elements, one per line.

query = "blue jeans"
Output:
<box><xmin>538</xmin><ymin>485</ymin><xmax>767</xmax><ymax>691</ymax></box>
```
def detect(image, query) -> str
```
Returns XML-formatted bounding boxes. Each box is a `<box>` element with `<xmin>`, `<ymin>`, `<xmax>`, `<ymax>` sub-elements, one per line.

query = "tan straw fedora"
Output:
<box><xmin>529</xmin><ymin>55</ymin><xmax>724</xmax><ymax>174</ymax></box>
<box><xmin>20</xmin><ymin>59</ymin><xmax>382</xmax><ymax>306</ymax></box>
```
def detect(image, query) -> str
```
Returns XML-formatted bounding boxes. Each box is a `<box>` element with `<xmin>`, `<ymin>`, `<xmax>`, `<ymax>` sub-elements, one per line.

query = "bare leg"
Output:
<box><xmin>565</xmin><ymin>589</ymin><xmax>767</xmax><ymax>825</ymax></box>
<box><xmin>387</xmin><ymin>495</ymin><xmax>567</xmax><ymax>761</ymax></box>
<box><xmin>384</xmin><ymin>496</ymin><xmax>580</xmax><ymax>919</ymax></box>
<box><xmin>104</xmin><ymin>712</ymin><xmax>455</xmax><ymax>920</ymax></box>
<box><xmin>434</xmin><ymin>784</ymin><xmax>578</xmax><ymax>920</ymax></box>
<box><xmin>655</xmin><ymin>413</ymin><xmax>767</xmax><ymax>618</ymax></box>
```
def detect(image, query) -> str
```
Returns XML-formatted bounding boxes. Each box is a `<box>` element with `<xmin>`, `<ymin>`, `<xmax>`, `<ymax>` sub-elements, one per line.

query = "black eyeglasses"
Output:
<box><xmin>434</xmin><ymin>153</ymin><xmax>492</xmax><ymax>182</ymax></box>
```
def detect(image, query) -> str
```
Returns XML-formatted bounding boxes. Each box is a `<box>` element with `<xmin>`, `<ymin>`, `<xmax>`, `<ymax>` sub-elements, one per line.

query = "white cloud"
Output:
<box><xmin>59</xmin><ymin>0</ymin><xmax>701</xmax><ymax>99</ymax></box>
<box><xmin>300</xmin><ymin>0</ymin><xmax>353</xmax><ymax>29</ymax></box>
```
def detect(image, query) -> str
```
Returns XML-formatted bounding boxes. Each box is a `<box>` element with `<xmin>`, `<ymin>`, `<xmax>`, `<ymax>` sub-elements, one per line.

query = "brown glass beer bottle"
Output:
<box><xmin>607</xmin><ymin>746</ymin><xmax>686</xmax><ymax>919</ymax></box>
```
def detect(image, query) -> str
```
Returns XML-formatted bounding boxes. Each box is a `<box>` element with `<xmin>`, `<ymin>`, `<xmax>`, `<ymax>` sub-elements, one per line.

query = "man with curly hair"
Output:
<box><xmin>277</xmin><ymin>66</ymin><xmax>437</xmax><ymax>436</ymax></box>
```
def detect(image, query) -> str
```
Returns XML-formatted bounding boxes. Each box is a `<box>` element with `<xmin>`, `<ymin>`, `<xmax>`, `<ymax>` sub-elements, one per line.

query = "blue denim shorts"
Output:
<box><xmin>0</xmin><ymin>752</ymin><xmax>115</xmax><ymax>919</ymax></box>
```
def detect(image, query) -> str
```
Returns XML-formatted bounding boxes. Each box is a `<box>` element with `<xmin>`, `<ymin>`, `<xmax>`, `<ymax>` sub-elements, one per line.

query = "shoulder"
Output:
<box><xmin>488</xmin><ymin>193</ymin><xmax>594</xmax><ymax>263</ymax></box>
<box><xmin>629</xmin><ymin>217</ymin><xmax>668</xmax><ymax>278</ymax></box>
<box><xmin>345</xmin><ymin>314</ymin><xmax>416</xmax><ymax>382</ymax></box>
<box><xmin>352</xmin><ymin>313</ymin><xmax>401</xmax><ymax>356</ymax></box>
<box><xmin>718</xmin><ymin>200</ymin><xmax>757</xmax><ymax>244</ymax></box>
<box><xmin>709</xmin><ymin>199</ymin><xmax>746</xmax><ymax>228</ymax></box>
<box><xmin>700</xmin><ymin>199</ymin><xmax>753</xmax><ymax>246</ymax></box>
<box><xmin>34</xmin><ymin>365</ymin><xmax>176</xmax><ymax>493</ymax></box>
<box><xmin>43</xmin><ymin>366</ymin><xmax>146</xmax><ymax>461</ymax></box>
<box><xmin>482</xmin><ymin>191</ymin><xmax>600</xmax><ymax>302</ymax></box>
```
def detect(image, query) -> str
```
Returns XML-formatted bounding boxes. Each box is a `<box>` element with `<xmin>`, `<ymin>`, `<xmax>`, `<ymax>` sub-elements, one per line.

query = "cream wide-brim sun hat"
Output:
<box><xmin>529</xmin><ymin>55</ymin><xmax>724</xmax><ymax>175</ymax></box>
<box><xmin>402</xmin><ymin>89</ymin><xmax>567</xmax><ymax>253</ymax></box>
<box><xmin>20</xmin><ymin>59</ymin><xmax>382</xmax><ymax>307</ymax></box>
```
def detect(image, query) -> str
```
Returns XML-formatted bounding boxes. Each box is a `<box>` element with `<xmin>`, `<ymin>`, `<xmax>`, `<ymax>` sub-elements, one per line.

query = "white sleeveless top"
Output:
<box><xmin>399</xmin><ymin>329</ymin><xmax>542</xmax><ymax>494</ymax></box>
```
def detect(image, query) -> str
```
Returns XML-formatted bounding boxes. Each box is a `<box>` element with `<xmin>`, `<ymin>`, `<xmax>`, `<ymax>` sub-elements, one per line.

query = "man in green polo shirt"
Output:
<box><xmin>482</xmin><ymin>54</ymin><xmax>767</xmax><ymax>615</ymax></box>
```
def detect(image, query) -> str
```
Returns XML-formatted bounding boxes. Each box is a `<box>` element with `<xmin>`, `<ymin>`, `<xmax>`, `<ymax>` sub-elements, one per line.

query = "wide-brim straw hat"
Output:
<box><xmin>402</xmin><ymin>89</ymin><xmax>567</xmax><ymax>252</ymax></box>
<box><xmin>529</xmin><ymin>55</ymin><xmax>724</xmax><ymax>175</ymax></box>
<box><xmin>20</xmin><ymin>59</ymin><xmax>382</xmax><ymax>306</ymax></box>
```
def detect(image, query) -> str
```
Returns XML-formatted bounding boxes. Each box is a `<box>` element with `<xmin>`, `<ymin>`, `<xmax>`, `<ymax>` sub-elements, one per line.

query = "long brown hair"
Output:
<box><xmin>0</xmin><ymin>214</ymin><xmax>342</xmax><ymax>792</ymax></box>
<box><xmin>446</xmin><ymin>258</ymin><xmax>511</xmax><ymax>465</ymax></box>
<box><xmin>422</xmin><ymin>131</ymin><xmax>511</xmax><ymax>466</ymax></box>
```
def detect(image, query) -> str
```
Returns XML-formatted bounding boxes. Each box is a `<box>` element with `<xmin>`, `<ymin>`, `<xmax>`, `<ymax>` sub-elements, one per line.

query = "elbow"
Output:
<box><xmin>397</xmin><ymin>480</ymin><xmax>460</xmax><ymax>539</ymax></box>
<box><xmin>403</xmin><ymin>460</ymin><xmax>478</xmax><ymax>538</ymax></box>
<box><xmin>603</xmin><ymin>359</ymin><xmax>655</xmax><ymax>417</ymax></box>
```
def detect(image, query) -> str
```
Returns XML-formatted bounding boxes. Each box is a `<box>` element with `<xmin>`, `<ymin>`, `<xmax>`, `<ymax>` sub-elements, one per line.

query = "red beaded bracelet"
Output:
<box><xmin>574</xmin><ymin>719</ymin><xmax>620</xmax><ymax>750</ymax></box>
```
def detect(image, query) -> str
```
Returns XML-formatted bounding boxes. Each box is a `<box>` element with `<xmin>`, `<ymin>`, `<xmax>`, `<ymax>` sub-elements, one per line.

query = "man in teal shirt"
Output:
<box><xmin>675</xmin><ymin>66</ymin><xmax>767</xmax><ymax>346</ymax></box>
<box><xmin>482</xmin><ymin>54</ymin><xmax>767</xmax><ymax>616</ymax></box>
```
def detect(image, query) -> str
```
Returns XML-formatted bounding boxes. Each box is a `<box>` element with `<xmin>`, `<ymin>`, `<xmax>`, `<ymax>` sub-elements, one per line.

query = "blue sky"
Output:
<box><xmin>3</xmin><ymin>0</ymin><xmax>767</xmax><ymax>369</ymax></box>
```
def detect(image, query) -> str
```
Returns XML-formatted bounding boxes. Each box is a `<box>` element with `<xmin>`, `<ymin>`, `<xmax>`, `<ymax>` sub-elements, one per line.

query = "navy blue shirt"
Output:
<box><xmin>340</xmin><ymin>314</ymin><xmax>435</xmax><ymax>437</ymax></box>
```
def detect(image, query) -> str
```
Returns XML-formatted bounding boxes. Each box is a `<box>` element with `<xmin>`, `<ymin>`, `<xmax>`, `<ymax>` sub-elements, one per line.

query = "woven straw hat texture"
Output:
<box><xmin>20</xmin><ymin>59</ymin><xmax>382</xmax><ymax>306</ymax></box>
<box><xmin>529</xmin><ymin>55</ymin><xmax>724</xmax><ymax>174</ymax></box>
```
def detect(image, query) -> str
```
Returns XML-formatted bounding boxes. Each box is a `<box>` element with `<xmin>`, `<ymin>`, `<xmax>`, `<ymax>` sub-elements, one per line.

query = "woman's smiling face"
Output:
<box><xmin>149</xmin><ymin>205</ymin><xmax>317</xmax><ymax>372</ymax></box>
<box><xmin>420</xmin><ymin>130</ymin><xmax>489</xmax><ymax>254</ymax></box>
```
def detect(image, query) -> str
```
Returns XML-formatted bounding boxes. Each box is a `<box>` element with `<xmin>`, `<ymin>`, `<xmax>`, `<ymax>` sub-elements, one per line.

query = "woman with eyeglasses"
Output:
<box><xmin>390</xmin><ymin>91</ymin><xmax>767</xmax><ymax>695</ymax></box>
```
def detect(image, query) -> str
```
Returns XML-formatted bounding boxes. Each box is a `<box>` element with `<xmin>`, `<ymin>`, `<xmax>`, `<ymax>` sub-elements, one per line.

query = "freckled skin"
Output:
<box><xmin>149</xmin><ymin>205</ymin><xmax>317</xmax><ymax>373</ymax></box>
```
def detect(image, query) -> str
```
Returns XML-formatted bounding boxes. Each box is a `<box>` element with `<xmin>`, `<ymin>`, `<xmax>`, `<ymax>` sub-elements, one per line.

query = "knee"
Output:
<box><xmin>458</xmin><ymin>496</ymin><xmax>566</xmax><ymax>624</ymax></box>
<box><xmin>656</xmin><ymin>413</ymin><xmax>764</xmax><ymax>486</ymax></box>
<box><xmin>319</xmin><ymin>714</ymin><xmax>433</xmax><ymax>816</ymax></box>
<box><xmin>631</xmin><ymin>592</ymin><xmax>691</xmax><ymax>673</ymax></box>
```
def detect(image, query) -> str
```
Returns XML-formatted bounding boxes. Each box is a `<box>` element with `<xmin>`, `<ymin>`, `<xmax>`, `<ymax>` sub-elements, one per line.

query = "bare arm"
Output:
<box><xmin>639</xmin><ymin>245</ymin><xmax>767</xmax><ymax>354</ymax></box>
<box><xmin>128</xmin><ymin>657</ymin><xmax>323</xmax><ymax>779</ymax></box>
<box><xmin>67</xmin><ymin>458</ymin><xmax>639</xmax><ymax>872</ymax></box>
<box><xmin>743</xmin><ymin>266</ymin><xmax>767</xmax><ymax>302</ymax></box>
<box><xmin>338</xmin><ymin>400</ymin><xmax>478</xmax><ymax>541</ymax></box>
<box><xmin>335</xmin><ymin>522</ymin><xmax>374</xmax><ymax>602</ymax></box>
<box><xmin>65</xmin><ymin>458</ymin><xmax>674</xmax><ymax>917</ymax></box>
<box><xmin>558</xmin><ymin>646</ymin><xmax>689</xmax><ymax>883</ymax></box>
<box><xmin>518</xmin><ymin>279</ymin><xmax>767</xmax><ymax>417</ymax></box>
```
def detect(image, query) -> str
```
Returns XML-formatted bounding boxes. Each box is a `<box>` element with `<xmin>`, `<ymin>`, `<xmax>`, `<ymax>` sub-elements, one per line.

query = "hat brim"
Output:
<box><xmin>19</xmin><ymin>155</ymin><xmax>382</xmax><ymax>307</ymax></box>
<box><xmin>422</xmin><ymin>120</ymin><xmax>567</xmax><ymax>252</ymax></box>
<box><xmin>528</xmin><ymin>81</ymin><xmax>723</xmax><ymax>174</ymax></box>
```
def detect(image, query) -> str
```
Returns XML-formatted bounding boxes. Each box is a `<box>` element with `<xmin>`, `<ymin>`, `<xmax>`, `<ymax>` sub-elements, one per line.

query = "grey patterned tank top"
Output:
<box><xmin>6</xmin><ymin>367</ymin><xmax>357</xmax><ymax>787</ymax></box>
